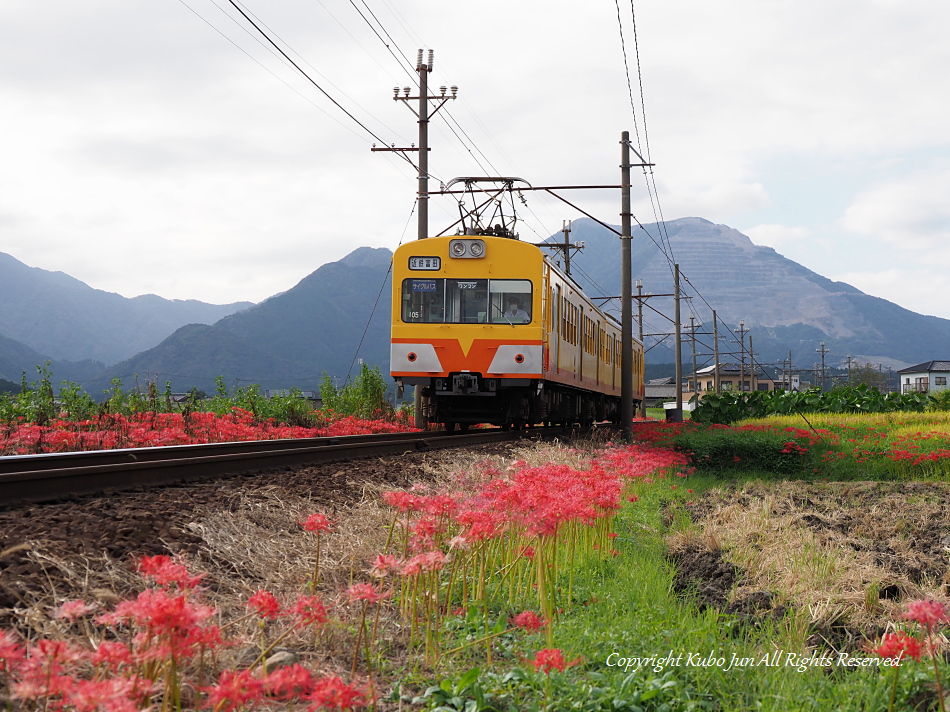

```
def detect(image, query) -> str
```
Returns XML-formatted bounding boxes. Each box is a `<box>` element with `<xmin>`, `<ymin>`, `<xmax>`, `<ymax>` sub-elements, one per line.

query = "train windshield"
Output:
<box><xmin>401</xmin><ymin>279</ymin><xmax>532</xmax><ymax>324</ymax></box>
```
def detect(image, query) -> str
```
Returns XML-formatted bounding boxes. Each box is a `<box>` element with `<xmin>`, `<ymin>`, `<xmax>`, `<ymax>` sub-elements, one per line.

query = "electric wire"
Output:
<box><xmin>222</xmin><ymin>0</ymin><xmax>416</xmax><ymax>168</ymax></box>
<box><xmin>342</xmin><ymin>199</ymin><xmax>418</xmax><ymax>386</ymax></box>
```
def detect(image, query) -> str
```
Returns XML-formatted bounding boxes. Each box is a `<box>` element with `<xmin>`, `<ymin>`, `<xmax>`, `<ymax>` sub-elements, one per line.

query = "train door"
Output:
<box><xmin>553</xmin><ymin>284</ymin><xmax>560</xmax><ymax>375</ymax></box>
<box><xmin>578</xmin><ymin>304</ymin><xmax>584</xmax><ymax>383</ymax></box>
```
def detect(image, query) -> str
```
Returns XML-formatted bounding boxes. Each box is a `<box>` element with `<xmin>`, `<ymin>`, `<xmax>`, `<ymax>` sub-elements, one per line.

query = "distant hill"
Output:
<box><xmin>0</xmin><ymin>332</ymin><xmax>104</xmax><ymax>385</ymax></box>
<box><xmin>96</xmin><ymin>247</ymin><xmax>393</xmax><ymax>393</ymax></box>
<box><xmin>560</xmin><ymin>217</ymin><xmax>950</xmax><ymax>368</ymax></box>
<box><xmin>11</xmin><ymin>219</ymin><xmax>950</xmax><ymax>395</ymax></box>
<box><xmin>0</xmin><ymin>251</ymin><xmax>253</xmax><ymax>365</ymax></box>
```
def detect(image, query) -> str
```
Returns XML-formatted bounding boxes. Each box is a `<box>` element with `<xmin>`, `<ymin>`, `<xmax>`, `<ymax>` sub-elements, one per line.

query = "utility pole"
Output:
<box><xmin>379</xmin><ymin>50</ymin><xmax>457</xmax><ymax>240</ymax></box>
<box><xmin>712</xmin><ymin>310</ymin><xmax>720</xmax><ymax>393</ymax></box>
<box><xmin>846</xmin><ymin>355</ymin><xmax>854</xmax><ymax>383</ymax></box>
<box><xmin>636</xmin><ymin>280</ymin><xmax>645</xmax><ymax>418</ymax></box>
<box><xmin>788</xmin><ymin>350</ymin><xmax>794</xmax><ymax>391</ymax></box>
<box><xmin>816</xmin><ymin>342</ymin><xmax>830</xmax><ymax>392</ymax></box>
<box><xmin>561</xmin><ymin>220</ymin><xmax>573</xmax><ymax>276</ymax></box>
<box><xmin>734</xmin><ymin>321</ymin><xmax>749</xmax><ymax>392</ymax></box>
<box><xmin>620</xmin><ymin>132</ymin><xmax>633</xmax><ymax>438</ymax></box>
<box><xmin>377</xmin><ymin>49</ymin><xmax>457</xmax><ymax>428</ymax></box>
<box><xmin>673</xmin><ymin>264</ymin><xmax>683</xmax><ymax>422</ymax></box>
<box><xmin>689</xmin><ymin>315</ymin><xmax>698</xmax><ymax>401</ymax></box>
<box><xmin>748</xmin><ymin>334</ymin><xmax>756</xmax><ymax>392</ymax></box>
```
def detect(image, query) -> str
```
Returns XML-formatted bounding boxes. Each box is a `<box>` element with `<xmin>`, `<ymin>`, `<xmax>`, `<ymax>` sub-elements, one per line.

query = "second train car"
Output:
<box><xmin>391</xmin><ymin>231</ymin><xmax>644</xmax><ymax>429</ymax></box>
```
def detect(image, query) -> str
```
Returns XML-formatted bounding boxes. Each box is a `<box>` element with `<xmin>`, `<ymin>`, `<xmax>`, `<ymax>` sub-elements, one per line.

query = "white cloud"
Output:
<box><xmin>831</xmin><ymin>268</ymin><xmax>948</xmax><ymax>319</ymax></box>
<box><xmin>841</xmin><ymin>167</ymin><xmax>950</xmax><ymax>248</ymax></box>
<box><xmin>0</xmin><ymin>0</ymin><xmax>949</xmax><ymax>310</ymax></box>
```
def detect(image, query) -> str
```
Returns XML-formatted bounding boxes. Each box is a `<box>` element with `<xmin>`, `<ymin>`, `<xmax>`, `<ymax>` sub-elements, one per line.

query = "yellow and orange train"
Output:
<box><xmin>391</xmin><ymin>232</ymin><xmax>644</xmax><ymax>429</ymax></box>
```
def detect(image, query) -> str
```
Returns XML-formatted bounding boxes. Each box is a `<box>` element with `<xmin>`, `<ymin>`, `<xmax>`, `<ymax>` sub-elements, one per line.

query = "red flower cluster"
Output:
<box><xmin>0</xmin><ymin>410</ymin><xmax>417</xmax><ymax>455</ymax></box>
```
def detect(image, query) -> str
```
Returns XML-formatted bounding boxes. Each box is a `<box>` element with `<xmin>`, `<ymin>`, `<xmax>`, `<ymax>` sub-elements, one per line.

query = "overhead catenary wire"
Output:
<box><xmin>220</xmin><ymin>0</ymin><xmax>417</xmax><ymax>168</ymax></box>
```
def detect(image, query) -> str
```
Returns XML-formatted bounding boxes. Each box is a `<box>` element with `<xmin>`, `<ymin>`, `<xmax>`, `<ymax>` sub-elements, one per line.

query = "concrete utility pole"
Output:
<box><xmin>816</xmin><ymin>342</ymin><xmax>830</xmax><ymax>392</ymax></box>
<box><xmin>734</xmin><ymin>321</ymin><xmax>749</xmax><ymax>392</ymax></box>
<box><xmin>561</xmin><ymin>220</ymin><xmax>573</xmax><ymax>276</ymax></box>
<box><xmin>689</xmin><ymin>315</ymin><xmax>698</xmax><ymax>401</ymax></box>
<box><xmin>620</xmin><ymin>132</ymin><xmax>634</xmax><ymax>439</ymax></box>
<box><xmin>748</xmin><ymin>334</ymin><xmax>756</xmax><ymax>392</ymax></box>
<box><xmin>636</xmin><ymin>280</ymin><xmax>646</xmax><ymax>418</ymax></box>
<box><xmin>712</xmin><ymin>310</ymin><xmax>720</xmax><ymax>393</ymax></box>
<box><xmin>788</xmin><ymin>350</ymin><xmax>794</xmax><ymax>391</ymax></box>
<box><xmin>846</xmin><ymin>355</ymin><xmax>854</xmax><ymax>383</ymax></box>
<box><xmin>377</xmin><ymin>49</ymin><xmax>457</xmax><ymax>428</ymax></box>
<box><xmin>673</xmin><ymin>264</ymin><xmax>683</xmax><ymax>422</ymax></box>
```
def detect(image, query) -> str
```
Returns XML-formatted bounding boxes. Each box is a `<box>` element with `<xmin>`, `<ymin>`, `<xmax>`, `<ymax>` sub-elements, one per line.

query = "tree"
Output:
<box><xmin>848</xmin><ymin>361</ymin><xmax>890</xmax><ymax>391</ymax></box>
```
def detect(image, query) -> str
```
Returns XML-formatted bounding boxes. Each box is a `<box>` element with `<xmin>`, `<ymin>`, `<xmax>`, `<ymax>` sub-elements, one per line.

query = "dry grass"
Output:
<box><xmin>9</xmin><ymin>437</ymin><xmax>613</xmax><ymax>681</ymax></box>
<box><xmin>672</xmin><ymin>479</ymin><xmax>950</xmax><ymax>633</ymax></box>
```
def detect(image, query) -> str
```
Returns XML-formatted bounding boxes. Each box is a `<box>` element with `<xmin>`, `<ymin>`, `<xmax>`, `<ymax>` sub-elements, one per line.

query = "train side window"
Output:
<box><xmin>401</xmin><ymin>279</ymin><xmax>445</xmax><ymax>323</ymax></box>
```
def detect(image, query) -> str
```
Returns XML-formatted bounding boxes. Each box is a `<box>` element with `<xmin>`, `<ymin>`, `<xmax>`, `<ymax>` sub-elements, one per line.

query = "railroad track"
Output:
<box><xmin>0</xmin><ymin>427</ymin><xmax>570</xmax><ymax>507</ymax></box>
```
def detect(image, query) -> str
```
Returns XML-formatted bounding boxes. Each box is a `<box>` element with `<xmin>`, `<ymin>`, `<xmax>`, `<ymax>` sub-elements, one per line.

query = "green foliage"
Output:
<box><xmin>692</xmin><ymin>385</ymin><xmax>929</xmax><ymax>425</ymax></box>
<box><xmin>319</xmin><ymin>364</ymin><xmax>392</xmax><ymax>420</ymax></box>
<box><xmin>673</xmin><ymin>426</ymin><xmax>817</xmax><ymax>474</ymax></box>
<box><xmin>929</xmin><ymin>389</ymin><xmax>950</xmax><ymax>412</ymax></box>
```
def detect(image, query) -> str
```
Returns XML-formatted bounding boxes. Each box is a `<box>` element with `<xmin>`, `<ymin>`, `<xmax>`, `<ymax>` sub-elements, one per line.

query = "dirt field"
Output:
<box><xmin>668</xmin><ymin>479</ymin><xmax>950</xmax><ymax>650</ymax></box>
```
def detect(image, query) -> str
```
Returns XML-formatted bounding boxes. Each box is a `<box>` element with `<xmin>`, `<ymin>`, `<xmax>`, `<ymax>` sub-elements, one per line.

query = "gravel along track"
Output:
<box><xmin>0</xmin><ymin>441</ymin><xmax>525</xmax><ymax>629</ymax></box>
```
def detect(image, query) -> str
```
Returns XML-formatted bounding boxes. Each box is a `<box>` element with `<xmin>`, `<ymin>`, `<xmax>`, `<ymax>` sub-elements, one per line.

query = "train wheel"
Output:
<box><xmin>444</xmin><ymin>420</ymin><xmax>456</xmax><ymax>432</ymax></box>
<box><xmin>458</xmin><ymin>423</ymin><xmax>470</xmax><ymax>433</ymax></box>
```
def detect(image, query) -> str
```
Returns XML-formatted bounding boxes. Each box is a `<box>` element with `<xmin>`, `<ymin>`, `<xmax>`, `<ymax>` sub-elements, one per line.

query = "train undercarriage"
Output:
<box><xmin>411</xmin><ymin>374</ymin><xmax>629</xmax><ymax>430</ymax></box>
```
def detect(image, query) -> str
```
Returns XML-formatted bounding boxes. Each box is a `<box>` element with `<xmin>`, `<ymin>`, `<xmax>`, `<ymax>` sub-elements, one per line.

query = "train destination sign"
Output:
<box><xmin>409</xmin><ymin>256</ymin><xmax>441</xmax><ymax>270</ymax></box>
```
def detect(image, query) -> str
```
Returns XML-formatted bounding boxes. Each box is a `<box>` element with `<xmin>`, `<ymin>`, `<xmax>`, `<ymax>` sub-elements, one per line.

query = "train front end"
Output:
<box><xmin>391</xmin><ymin>235</ymin><xmax>544</xmax><ymax>428</ymax></box>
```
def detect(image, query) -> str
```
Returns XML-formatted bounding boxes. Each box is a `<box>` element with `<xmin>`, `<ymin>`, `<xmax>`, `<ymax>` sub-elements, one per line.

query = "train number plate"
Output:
<box><xmin>409</xmin><ymin>256</ymin><xmax>441</xmax><ymax>270</ymax></box>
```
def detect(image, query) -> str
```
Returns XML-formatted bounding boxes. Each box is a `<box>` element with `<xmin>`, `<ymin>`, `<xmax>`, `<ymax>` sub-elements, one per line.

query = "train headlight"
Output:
<box><xmin>448</xmin><ymin>239</ymin><xmax>486</xmax><ymax>259</ymax></box>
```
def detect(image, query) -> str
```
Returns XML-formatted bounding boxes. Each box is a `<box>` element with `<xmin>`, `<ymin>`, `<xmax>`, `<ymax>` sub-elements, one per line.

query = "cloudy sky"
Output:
<box><xmin>1</xmin><ymin>0</ymin><xmax>947</xmax><ymax>319</ymax></box>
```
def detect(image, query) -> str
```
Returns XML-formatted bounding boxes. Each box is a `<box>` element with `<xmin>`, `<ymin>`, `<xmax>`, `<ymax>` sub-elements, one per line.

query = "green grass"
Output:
<box><xmin>412</xmin><ymin>476</ymin><xmax>924</xmax><ymax>711</ymax></box>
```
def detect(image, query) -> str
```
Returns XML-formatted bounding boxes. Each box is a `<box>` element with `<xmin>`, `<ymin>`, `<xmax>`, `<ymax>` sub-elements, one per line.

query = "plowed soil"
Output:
<box><xmin>668</xmin><ymin>480</ymin><xmax>950</xmax><ymax>650</ymax></box>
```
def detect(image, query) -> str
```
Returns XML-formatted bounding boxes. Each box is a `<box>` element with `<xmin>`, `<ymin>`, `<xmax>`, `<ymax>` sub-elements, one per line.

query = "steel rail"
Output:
<box><xmin>0</xmin><ymin>428</ymin><xmax>567</xmax><ymax>507</ymax></box>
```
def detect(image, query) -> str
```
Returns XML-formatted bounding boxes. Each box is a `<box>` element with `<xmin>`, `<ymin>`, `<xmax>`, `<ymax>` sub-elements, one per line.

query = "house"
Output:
<box><xmin>643</xmin><ymin>377</ymin><xmax>677</xmax><ymax>407</ymax></box>
<box><xmin>896</xmin><ymin>361</ymin><xmax>950</xmax><ymax>394</ymax></box>
<box><xmin>685</xmin><ymin>363</ymin><xmax>779</xmax><ymax>400</ymax></box>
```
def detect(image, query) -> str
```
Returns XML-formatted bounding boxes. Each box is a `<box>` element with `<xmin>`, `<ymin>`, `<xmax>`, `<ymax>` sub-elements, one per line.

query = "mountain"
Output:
<box><xmin>561</xmin><ymin>217</ymin><xmax>950</xmax><ymax>368</ymax></box>
<box><xmin>13</xmin><ymin>220</ymin><xmax>950</xmax><ymax>394</ymax></box>
<box><xmin>0</xmin><ymin>332</ymin><xmax>104</xmax><ymax>384</ymax></box>
<box><xmin>0</xmin><ymin>251</ymin><xmax>253</xmax><ymax>365</ymax></box>
<box><xmin>96</xmin><ymin>247</ymin><xmax>393</xmax><ymax>393</ymax></box>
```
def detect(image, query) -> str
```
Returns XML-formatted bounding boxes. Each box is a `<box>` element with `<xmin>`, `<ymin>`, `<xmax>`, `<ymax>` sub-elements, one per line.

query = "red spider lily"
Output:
<box><xmin>0</xmin><ymin>630</ymin><xmax>25</xmax><ymax>670</ymax></box>
<box><xmin>51</xmin><ymin>599</ymin><xmax>93</xmax><ymax>621</ymax></box>
<box><xmin>346</xmin><ymin>583</ymin><xmax>390</xmax><ymax>605</ymax></box>
<box><xmin>512</xmin><ymin>610</ymin><xmax>545</xmax><ymax>632</ymax></box>
<box><xmin>204</xmin><ymin>669</ymin><xmax>264</xmax><ymax>712</ymax></box>
<box><xmin>63</xmin><ymin>677</ymin><xmax>144</xmax><ymax>712</ymax></box>
<box><xmin>91</xmin><ymin>641</ymin><xmax>134</xmax><ymax>671</ymax></box>
<box><xmin>306</xmin><ymin>675</ymin><xmax>368</xmax><ymax>710</ymax></box>
<box><xmin>138</xmin><ymin>554</ymin><xmax>205</xmax><ymax>590</ymax></box>
<box><xmin>399</xmin><ymin>550</ymin><xmax>448</xmax><ymax>576</ymax></box>
<box><xmin>0</xmin><ymin>412</ymin><xmax>416</xmax><ymax>456</ymax></box>
<box><xmin>247</xmin><ymin>590</ymin><xmax>282</xmax><ymax>619</ymax></box>
<box><xmin>262</xmin><ymin>663</ymin><xmax>315</xmax><ymax>700</ymax></box>
<box><xmin>903</xmin><ymin>600</ymin><xmax>950</xmax><ymax>629</ymax></box>
<box><xmin>529</xmin><ymin>648</ymin><xmax>567</xmax><ymax>674</ymax></box>
<box><xmin>368</xmin><ymin>554</ymin><xmax>400</xmax><ymax>578</ymax></box>
<box><xmin>872</xmin><ymin>632</ymin><xmax>923</xmax><ymax>662</ymax></box>
<box><xmin>300</xmin><ymin>513</ymin><xmax>333</xmax><ymax>534</ymax></box>
<box><xmin>291</xmin><ymin>595</ymin><xmax>329</xmax><ymax>626</ymax></box>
